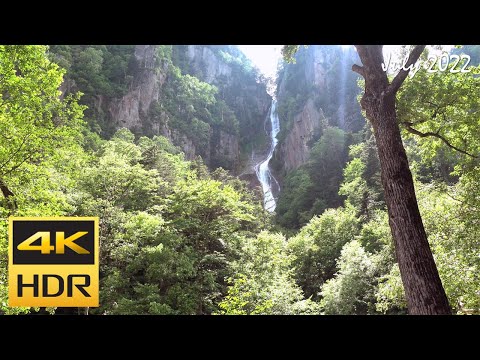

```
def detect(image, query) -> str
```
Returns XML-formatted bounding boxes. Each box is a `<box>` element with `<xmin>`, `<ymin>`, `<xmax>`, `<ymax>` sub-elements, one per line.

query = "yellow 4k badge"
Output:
<box><xmin>8</xmin><ymin>217</ymin><xmax>99</xmax><ymax>307</ymax></box>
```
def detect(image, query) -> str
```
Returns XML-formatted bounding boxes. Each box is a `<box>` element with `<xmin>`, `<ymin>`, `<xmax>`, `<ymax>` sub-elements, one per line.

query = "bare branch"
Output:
<box><xmin>387</xmin><ymin>45</ymin><xmax>426</xmax><ymax>95</ymax></box>
<box><xmin>352</xmin><ymin>64</ymin><xmax>365</xmax><ymax>78</ymax></box>
<box><xmin>402</xmin><ymin>122</ymin><xmax>477</xmax><ymax>158</ymax></box>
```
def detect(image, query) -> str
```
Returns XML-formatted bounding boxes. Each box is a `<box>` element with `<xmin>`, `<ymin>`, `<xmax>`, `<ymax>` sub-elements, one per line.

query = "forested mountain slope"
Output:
<box><xmin>50</xmin><ymin>45</ymin><xmax>271</xmax><ymax>173</ymax></box>
<box><xmin>0</xmin><ymin>45</ymin><xmax>478</xmax><ymax>315</ymax></box>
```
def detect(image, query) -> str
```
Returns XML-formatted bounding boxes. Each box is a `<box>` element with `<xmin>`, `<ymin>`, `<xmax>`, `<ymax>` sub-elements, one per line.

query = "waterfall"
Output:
<box><xmin>255</xmin><ymin>100</ymin><xmax>281</xmax><ymax>212</ymax></box>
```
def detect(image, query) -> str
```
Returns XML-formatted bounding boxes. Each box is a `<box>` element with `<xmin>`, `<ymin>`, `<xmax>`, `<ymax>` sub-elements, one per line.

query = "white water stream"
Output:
<box><xmin>254</xmin><ymin>100</ymin><xmax>280</xmax><ymax>212</ymax></box>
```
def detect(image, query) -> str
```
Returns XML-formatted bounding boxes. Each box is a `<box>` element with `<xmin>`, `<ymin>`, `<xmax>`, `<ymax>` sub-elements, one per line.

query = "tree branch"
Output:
<box><xmin>402</xmin><ymin>122</ymin><xmax>477</xmax><ymax>158</ymax></box>
<box><xmin>0</xmin><ymin>131</ymin><xmax>33</xmax><ymax>173</ymax></box>
<box><xmin>352</xmin><ymin>64</ymin><xmax>365</xmax><ymax>78</ymax></box>
<box><xmin>4</xmin><ymin>150</ymin><xmax>36</xmax><ymax>176</ymax></box>
<box><xmin>387</xmin><ymin>45</ymin><xmax>426</xmax><ymax>95</ymax></box>
<box><xmin>0</xmin><ymin>178</ymin><xmax>17</xmax><ymax>213</ymax></box>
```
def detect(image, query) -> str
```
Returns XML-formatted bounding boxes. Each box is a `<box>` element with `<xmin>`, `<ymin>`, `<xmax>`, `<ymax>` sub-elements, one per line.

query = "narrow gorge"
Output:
<box><xmin>2</xmin><ymin>44</ymin><xmax>478</xmax><ymax>315</ymax></box>
<box><xmin>51</xmin><ymin>45</ymin><xmax>365</xmax><ymax>213</ymax></box>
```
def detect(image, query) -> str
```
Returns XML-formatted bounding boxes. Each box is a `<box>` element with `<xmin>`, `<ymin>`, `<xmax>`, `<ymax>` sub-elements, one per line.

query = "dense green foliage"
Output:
<box><xmin>275</xmin><ymin>127</ymin><xmax>354</xmax><ymax>229</ymax></box>
<box><xmin>0</xmin><ymin>45</ymin><xmax>270</xmax><ymax>314</ymax></box>
<box><xmin>1</xmin><ymin>45</ymin><xmax>479</xmax><ymax>315</ymax></box>
<box><xmin>75</xmin><ymin>131</ymin><xmax>267</xmax><ymax>314</ymax></box>
<box><xmin>49</xmin><ymin>45</ymin><xmax>136</xmax><ymax>136</ymax></box>
<box><xmin>0</xmin><ymin>45</ymin><xmax>88</xmax><ymax>314</ymax></box>
<box><xmin>218</xmin><ymin>231</ymin><xmax>318</xmax><ymax>314</ymax></box>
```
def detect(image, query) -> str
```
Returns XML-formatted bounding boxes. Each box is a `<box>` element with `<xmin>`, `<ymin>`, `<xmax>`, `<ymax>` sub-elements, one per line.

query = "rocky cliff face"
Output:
<box><xmin>277</xmin><ymin>98</ymin><xmax>326</xmax><ymax>172</ymax></box>
<box><xmin>181</xmin><ymin>45</ymin><xmax>271</xmax><ymax>127</ymax></box>
<box><xmin>185</xmin><ymin>46</ymin><xmax>232</xmax><ymax>84</ymax></box>
<box><xmin>108</xmin><ymin>45</ymin><xmax>166</xmax><ymax>131</ymax></box>
<box><xmin>274</xmin><ymin>45</ymin><xmax>364</xmax><ymax>174</ymax></box>
<box><xmin>214</xmin><ymin>130</ymin><xmax>239</xmax><ymax>166</ymax></box>
<box><xmin>66</xmin><ymin>45</ymin><xmax>271</xmax><ymax>173</ymax></box>
<box><xmin>177</xmin><ymin>45</ymin><xmax>271</xmax><ymax>174</ymax></box>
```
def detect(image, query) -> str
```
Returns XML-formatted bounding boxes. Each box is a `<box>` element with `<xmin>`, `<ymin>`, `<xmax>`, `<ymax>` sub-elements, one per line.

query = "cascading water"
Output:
<box><xmin>255</xmin><ymin>100</ymin><xmax>281</xmax><ymax>212</ymax></box>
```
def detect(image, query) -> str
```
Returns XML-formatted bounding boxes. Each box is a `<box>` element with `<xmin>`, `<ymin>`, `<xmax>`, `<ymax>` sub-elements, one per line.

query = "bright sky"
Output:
<box><xmin>237</xmin><ymin>45</ymin><xmax>403</xmax><ymax>79</ymax></box>
<box><xmin>238</xmin><ymin>45</ymin><xmax>282</xmax><ymax>79</ymax></box>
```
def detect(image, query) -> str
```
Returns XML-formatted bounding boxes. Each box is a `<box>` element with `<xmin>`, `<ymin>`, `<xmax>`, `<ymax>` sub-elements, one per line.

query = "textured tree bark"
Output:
<box><xmin>353</xmin><ymin>45</ymin><xmax>451</xmax><ymax>314</ymax></box>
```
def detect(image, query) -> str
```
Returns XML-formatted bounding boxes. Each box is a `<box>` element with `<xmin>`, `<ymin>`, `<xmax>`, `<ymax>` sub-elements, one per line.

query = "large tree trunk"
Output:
<box><xmin>353</xmin><ymin>45</ymin><xmax>451</xmax><ymax>314</ymax></box>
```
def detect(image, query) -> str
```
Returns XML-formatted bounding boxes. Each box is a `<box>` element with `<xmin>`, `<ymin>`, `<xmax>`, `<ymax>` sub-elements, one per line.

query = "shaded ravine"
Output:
<box><xmin>254</xmin><ymin>100</ymin><xmax>280</xmax><ymax>212</ymax></box>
